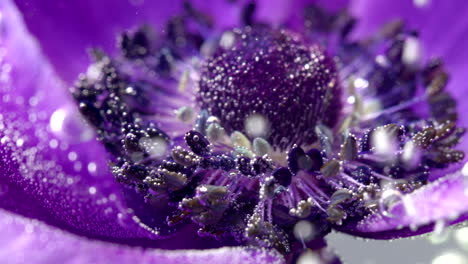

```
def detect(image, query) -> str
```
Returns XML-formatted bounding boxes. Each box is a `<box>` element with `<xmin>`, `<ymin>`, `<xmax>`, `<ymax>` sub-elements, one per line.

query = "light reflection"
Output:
<box><xmin>245</xmin><ymin>114</ymin><xmax>269</xmax><ymax>138</ymax></box>
<box><xmin>432</xmin><ymin>251</ymin><xmax>467</xmax><ymax>264</ymax></box>
<box><xmin>50</xmin><ymin>108</ymin><xmax>66</xmax><ymax>132</ymax></box>
<box><xmin>49</xmin><ymin>107</ymin><xmax>94</xmax><ymax>142</ymax></box>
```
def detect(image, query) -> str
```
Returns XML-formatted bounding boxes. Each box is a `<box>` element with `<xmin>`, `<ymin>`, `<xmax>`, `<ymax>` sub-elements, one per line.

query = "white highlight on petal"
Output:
<box><xmin>50</xmin><ymin>108</ymin><xmax>66</xmax><ymax>132</ymax></box>
<box><xmin>379</xmin><ymin>189</ymin><xmax>403</xmax><ymax>217</ymax></box>
<box><xmin>403</xmin><ymin>195</ymin><xmax>416</xmax><ymax>217</ymax></box>
<box><xmin>414</xmin><ymin>0</ymin><xmax>430</xmax><ymax>8</ymax></box>
<box><xmin>462</xmin><ymin>162</ymin><xmax>468</xmax><ymax>176</ymax></box>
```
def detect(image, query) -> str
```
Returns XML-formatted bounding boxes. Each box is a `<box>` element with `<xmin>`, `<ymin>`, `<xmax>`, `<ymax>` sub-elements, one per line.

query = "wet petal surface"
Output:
<box><xmin>0</xmin><ymin>0</ymin><xmax>224</xmax><ymax>248</ymax></box>
<box><xmin>0</xmin><ymin>209</ymin><xmax>284</xmax><ymax>264</ymax></box>
<box><xmin>336</xmin><ymin>169</ymin><xmax>468</xmax><ymax>239</ymax></box>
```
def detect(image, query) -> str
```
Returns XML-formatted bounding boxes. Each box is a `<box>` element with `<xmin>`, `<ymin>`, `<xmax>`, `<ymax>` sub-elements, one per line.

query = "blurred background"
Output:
<box><xmin>327</xmin><ymin>228</ymin><xmax>468</xmax><ymax>264</ymax></box>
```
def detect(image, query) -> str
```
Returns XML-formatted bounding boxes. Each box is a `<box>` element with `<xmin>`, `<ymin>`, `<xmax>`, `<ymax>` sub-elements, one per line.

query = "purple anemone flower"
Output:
<box><xmin>1</xmin><ymin>0</ymin><xmax>468</xmax><ymax>263</ymax></box>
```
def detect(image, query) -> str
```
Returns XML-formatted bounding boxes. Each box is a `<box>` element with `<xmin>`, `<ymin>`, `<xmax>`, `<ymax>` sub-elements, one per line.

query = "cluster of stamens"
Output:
<box><xmin>72</xmin><ymin>1</ymin><xmax>465</xmax><ymax>257</ymax></box>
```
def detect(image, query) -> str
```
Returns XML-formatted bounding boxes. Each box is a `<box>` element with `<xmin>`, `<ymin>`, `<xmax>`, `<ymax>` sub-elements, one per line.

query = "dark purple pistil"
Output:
<box><xmin>197</xmin><ymin>27</ymin><xmax>342</xmax><ymax>150</ymax></box>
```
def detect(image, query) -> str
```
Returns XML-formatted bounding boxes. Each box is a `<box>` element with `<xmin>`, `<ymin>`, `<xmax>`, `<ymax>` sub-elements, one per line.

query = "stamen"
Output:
<box><xmin>71</xmin><ymin>1</ymin><xmax>465</xmax><ymax>256</ymax></box>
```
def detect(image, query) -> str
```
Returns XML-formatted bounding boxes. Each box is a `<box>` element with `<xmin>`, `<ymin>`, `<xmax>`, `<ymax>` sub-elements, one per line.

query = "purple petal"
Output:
<box><xmin>336</xmin><ymin>169</ymin><xmax>468</xmax><ymax>239</ymax></box>
<box><xmin>13</xmin><ymin>0</ymin><xmax>181</xmax><ymax>83</ymax></box>
<box><xmin>0</xmin><ymin>209</ymin><xmax>284</xmax><ymax>264</ymax></box>
<box><xmin>0</xmin><ymin>0</ymin><xmax>223</xmax><ymax>248</ymax></box>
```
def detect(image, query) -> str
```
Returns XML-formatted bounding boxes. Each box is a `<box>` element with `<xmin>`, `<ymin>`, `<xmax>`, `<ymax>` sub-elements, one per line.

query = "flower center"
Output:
<box><xmin>197</xmin><ymin>27</ymin><xmax>341</xmax><ymax>150</ymax></box>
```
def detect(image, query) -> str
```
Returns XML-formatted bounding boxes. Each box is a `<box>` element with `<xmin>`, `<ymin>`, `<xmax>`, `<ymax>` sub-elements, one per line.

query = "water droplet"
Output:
<box><xmin>68</xmin><ymin>151</ymin><xmax>77</xmax><ymax>161</ymax></box>
<box><xmin>379</xmin><ymin>189</ymin><xmax>403</xmax><ymax>217</ymax></box>
<box><xmin>87</xmin><ymin>162</ymin><xmax>97</xmax><ymax>174</ymax></box>
<box><xmin>50</xmin><ymin>107</ymin><xmax>94</xmax><ymax>142</ymax></box>
<box><xmin>139</xmin><ymin>136</ymin><xmax>167</xmax><ymax>158</ymax></box>
<box><xmin>88</xmin><ymin>186</ymin><xmax>97</xmax><ymax>195</ymax></box>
